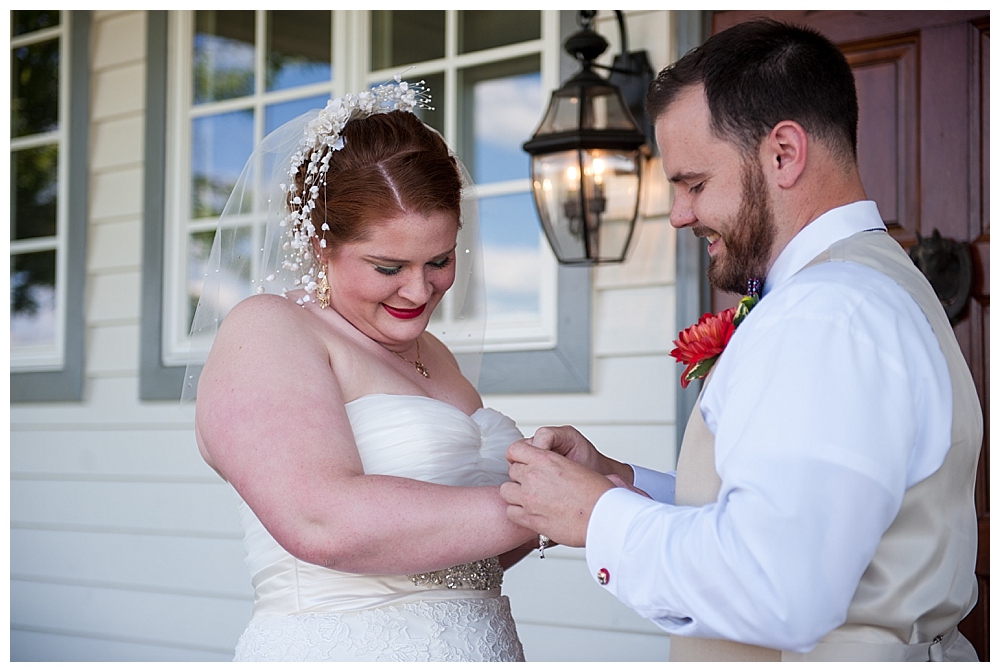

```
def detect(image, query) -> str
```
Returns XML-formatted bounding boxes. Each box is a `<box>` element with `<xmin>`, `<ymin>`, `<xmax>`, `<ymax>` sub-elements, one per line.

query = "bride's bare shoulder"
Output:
<box><xmin>218</xmin><ymin>293</ymin><xmax>318</xmax><ymax>334</ymax></box>
<box><xmin>226</xmin><ymin>292</ymin><xmax>307</xmax><ymax>319</ymax></box>
<box><xmin>206</xmin><ymin>294</ymin><xmax>335</xmax><ymax>365</ymax></box>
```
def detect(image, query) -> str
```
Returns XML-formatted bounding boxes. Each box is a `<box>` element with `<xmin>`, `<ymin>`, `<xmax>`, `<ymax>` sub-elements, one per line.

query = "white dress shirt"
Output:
<box><xmin>586</xmin><ymin>201</ymin><xmax>953</xmax><ymax>652</ymax></box>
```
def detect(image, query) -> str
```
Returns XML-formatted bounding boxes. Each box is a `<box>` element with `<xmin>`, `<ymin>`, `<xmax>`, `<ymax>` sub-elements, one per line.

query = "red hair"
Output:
<box><xmin>292</xmin><ymin>110</ymin><xmax>462</xmax><ymax>256</ymax></box>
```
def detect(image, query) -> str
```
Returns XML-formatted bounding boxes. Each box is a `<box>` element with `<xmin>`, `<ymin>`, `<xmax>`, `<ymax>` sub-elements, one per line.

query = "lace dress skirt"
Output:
<box><xmin>233</xmin><ymin>594</ymin><xmax>524</xmax><ymax>662</ymax></box>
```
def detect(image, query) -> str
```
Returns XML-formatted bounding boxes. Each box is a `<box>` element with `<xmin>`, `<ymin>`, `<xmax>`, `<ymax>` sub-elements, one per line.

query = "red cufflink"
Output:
<box><xmin>597</xmin><ymin>568</ymin><xmax>610</xmax><ymax>585</ymax></box>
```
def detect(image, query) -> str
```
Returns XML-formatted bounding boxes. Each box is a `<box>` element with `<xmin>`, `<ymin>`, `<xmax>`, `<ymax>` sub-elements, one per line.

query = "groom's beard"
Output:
<box><xmin>707</xmin><ymin>159</ymin><xmax>776</xmax><ymax>295</ymax></box>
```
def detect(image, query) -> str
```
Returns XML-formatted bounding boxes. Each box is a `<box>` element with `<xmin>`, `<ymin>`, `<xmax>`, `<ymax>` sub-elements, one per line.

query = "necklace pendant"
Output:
<box><xmin>414</xmin><ymin>361</ymin><xmax>430</xmax><ymax>378</ymax></box>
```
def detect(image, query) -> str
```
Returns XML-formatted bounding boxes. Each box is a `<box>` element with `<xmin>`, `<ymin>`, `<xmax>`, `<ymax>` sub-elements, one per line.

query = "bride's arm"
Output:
<box><xmin>196</xmin><ymin>294</ymin><xmax>535</xmax><ymax>575</ymax></box>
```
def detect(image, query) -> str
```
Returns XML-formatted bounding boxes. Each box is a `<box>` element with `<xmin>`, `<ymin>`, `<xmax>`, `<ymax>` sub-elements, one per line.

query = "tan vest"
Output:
<box><xmin>671</xmin><ymin>231</ymin><xmax>982</xmax><ymax>662</ymax></box>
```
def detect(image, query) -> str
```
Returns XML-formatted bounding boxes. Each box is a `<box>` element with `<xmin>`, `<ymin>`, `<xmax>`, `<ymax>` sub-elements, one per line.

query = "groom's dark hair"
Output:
<box><xmin>646</xmin><ymin>18</ymin><xmax>859</xmax><ymax>165</ymax></box>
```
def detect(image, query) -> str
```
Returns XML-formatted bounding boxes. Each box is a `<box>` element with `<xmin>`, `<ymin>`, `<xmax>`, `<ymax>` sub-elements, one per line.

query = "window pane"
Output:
<box><xmin>266</xmin><ymin>11</ymin><xmax>332</xmax><ymax>92</ymax></box>
<box><xmin>11</xmin><ymin>249</ymin><xmax>57</xmax><ymax>348</ymax></box>
<box><xmin>12</xmin><ymin>38</ymin><xmax>60</xmax><ymax>138</ymax></box>
<box><xmin>370</xmin><ymin>10</ymin><xmax>444</xmax><ymax>70</ymax></box>
<box><xmin>194</xmin><ymin>10</ymin><xmax>255</xmax><ymax>104</ymax></box>
<box><xmin>459</xmin><ymin>11</ymin><xmax>539</xmax><ymax>54</ymax></box>
<box><xmin>480</xmin><ymin>192</ymin><xmax>543</xmax><ymax>321</ymax></box>
<box><xmin>265</xmin><ymin>94</ymin><xmax>328</xmax><ymax>136</ymax></box>
<box><xmin>459</xmin><ymin>56</ymin><xmax>541</xmax><ymax>184</ymax></box>
<box><xmin>11</xmin><ymin>144</ymin><xmax>58</xmax><ymax>240</ymax></box>
<box><xmin>191</xmin><ymin>110</ymin><xmax>254</xmax><ymax>219</ymax></box>
<box><xmin>415</xmin><ymin>71</ymin><xmax>445</xmax><ymax>135</ymax></box>
<box><xmin>12</xmin><ymin>11</ymin><xmax>60</xmax><ymax>37</ymax></box>
<box><xmin>188</xmin><ymin>227</ymin><xmax>253</xmax><ymax>330</ymax></box>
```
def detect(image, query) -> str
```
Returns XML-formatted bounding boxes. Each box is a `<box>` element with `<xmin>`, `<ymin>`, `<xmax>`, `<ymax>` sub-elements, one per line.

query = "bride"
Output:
<box><xmin>190</xmin><ymin>81</ymin><xmax>537</xmax><ymax>661</ymax></box>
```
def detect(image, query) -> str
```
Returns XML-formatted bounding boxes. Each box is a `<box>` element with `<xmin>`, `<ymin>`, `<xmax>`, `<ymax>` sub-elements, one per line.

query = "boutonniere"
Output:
<box><xmin>670</xmin><ymin>279</ymin><xmax>761</xmax><ymax>389</ymax></box>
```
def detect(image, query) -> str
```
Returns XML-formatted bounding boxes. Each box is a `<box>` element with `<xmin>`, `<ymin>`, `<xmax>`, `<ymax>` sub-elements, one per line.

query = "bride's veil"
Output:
<box><xmin>181</xmin><ymin>93</ymin><xmax>486</xmax><ymax>404</ymax></box>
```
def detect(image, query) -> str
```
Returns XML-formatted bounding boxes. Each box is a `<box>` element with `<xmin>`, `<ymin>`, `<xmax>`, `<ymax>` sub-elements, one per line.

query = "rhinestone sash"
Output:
<box><xmin>408</xmin><ymin>557</ymin><xmax>503</xmax><ymax>591</ymax></box>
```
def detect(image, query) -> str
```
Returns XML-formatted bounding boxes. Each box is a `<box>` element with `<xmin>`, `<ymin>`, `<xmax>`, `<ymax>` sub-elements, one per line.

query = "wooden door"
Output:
<box><xmin>711</xmin><ymin>11</ymin><xmax>990</xmax><ymax>660</ymax></box>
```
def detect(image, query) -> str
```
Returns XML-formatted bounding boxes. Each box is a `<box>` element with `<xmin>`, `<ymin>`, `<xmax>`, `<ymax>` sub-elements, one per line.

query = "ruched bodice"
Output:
<box><xmin>232</xmin><ymin>394</ymin><xmax>526</xmax><ymax>661</ymax></box>
<box><xmin>347</xmin><ymin>393</ymin><xmax>518</xmax><ymax>487</ymax></box>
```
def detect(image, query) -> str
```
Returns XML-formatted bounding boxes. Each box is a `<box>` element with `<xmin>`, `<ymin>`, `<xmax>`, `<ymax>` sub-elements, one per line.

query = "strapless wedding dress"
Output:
<box><xmin>232</xmin><ymin>394</ymin><xmax>526</xmax><ymax>662</ymax></box>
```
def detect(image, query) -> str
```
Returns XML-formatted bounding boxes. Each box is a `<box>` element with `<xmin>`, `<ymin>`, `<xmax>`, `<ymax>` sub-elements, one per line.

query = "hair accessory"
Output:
<box><xmin>395</xmin><ymin>338</ymin><xmax>430</xmax><ymax>378</ymax></box>
<box><xmin>316</xmin><ymin>270</ymin><xmax>331</xmax><ymax>309</ymax></box>
<box><xmin>267</xmin><ymin>76</ymin><xmax>433</xmax><ymax>305</ymax></box>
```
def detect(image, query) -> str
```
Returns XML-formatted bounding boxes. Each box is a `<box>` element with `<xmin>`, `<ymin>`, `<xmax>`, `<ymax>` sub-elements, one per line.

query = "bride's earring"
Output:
<box><xmin>317</xmin><ymin>271</ymin><xmax>331</xmax><ymax>309</ymax></box>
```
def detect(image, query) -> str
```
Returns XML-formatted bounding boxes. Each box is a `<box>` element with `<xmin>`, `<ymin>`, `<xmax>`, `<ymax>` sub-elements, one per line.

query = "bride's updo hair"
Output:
<box><xmin>294</xmin><ymin>110</ymin><xmax>462</xmax><ymax>256</ymax></box>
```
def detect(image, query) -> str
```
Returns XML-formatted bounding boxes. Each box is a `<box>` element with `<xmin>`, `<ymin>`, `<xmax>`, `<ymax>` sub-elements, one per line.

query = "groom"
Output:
<box><xmin>501</xmin><ymin>18</ymin><xmax>981</xmax><ymax>661</ymax></box>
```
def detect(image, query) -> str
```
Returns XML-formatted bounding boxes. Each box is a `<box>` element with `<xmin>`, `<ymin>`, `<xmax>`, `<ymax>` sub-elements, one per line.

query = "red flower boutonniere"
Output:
<box><xmin>670</xmin><ymin>292</ymin><xmax>759</xmax><ymax>388</ymax></box>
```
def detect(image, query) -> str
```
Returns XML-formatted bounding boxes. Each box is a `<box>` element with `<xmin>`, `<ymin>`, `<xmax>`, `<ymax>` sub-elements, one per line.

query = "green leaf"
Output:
<box><xmin>684</xmin><ymin>355</ymin><xmax>719</xmax><ymax>383</ymax></box>
<box><xmin>733</xmin><ymin>294</ymin><xmax>759</xmax><ymax>328</ymax></box>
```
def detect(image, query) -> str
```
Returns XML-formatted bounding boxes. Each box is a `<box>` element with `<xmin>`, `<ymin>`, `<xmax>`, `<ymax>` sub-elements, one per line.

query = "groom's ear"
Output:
<box><xmin>764</xmin><ymin>120</ymin><xmax>808</xmax><ymax>189</ymax></box>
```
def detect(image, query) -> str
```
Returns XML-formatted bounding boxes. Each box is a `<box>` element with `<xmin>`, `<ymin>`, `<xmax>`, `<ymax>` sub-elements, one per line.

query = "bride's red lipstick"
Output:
<box><xmin>383</xmin><ymin>304</ymin><xmax>426</xmax><ymax>319</ymax></box>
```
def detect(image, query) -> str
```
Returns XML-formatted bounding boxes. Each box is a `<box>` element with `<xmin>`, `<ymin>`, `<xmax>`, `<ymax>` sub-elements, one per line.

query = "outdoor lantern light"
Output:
<box><xmin>523</xmin><ymin>10</ymin><xmax>653</xmax><ymax>265</ymax></box>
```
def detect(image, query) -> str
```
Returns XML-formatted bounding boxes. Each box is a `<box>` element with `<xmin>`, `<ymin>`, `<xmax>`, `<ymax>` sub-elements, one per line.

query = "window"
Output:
<box><xmin>144</xmin><ymin>10</ymin><xmax>589</xmax><ymax>399</ymax></box>
<box><xmin>10</xmin><ymin>10</ymin><xmax>88</xmax><ymax>402</ymax></box>
<box><xmin>10</xmin><ymin>11</ymin><xmax>68</xmax><ymax>369</ymax></box>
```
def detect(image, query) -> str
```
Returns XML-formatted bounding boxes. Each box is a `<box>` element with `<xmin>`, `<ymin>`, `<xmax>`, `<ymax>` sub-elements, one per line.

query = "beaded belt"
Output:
<box><xmin>408</xmin><ymin>557</ymin><xmax>503</xmax><ymax>591</ymax></box>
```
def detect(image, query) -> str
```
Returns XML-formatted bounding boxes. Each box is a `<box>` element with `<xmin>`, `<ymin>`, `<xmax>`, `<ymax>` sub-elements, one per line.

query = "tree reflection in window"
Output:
<box><xmin>194</xmin><ymin>10</ymin><xmax>255</xmax><ymax>104</ymax></box>
<box><xmin>12</xmin><ymin>38</ymin><xmax>60</xmax><ymax>138</ymax></box>
<box><xmin>10</xmin><ymin>250</ymin><xmax>56</xmax><ymax>335</ymax></box>
<box><xmin>12</xmin><ymin>144</ymin><xmax>59</xmax><ymax>240</ymax></box>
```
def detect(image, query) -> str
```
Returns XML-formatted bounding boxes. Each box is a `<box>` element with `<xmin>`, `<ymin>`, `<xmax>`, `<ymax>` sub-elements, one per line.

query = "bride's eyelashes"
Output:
<box><xmin>373</xmin><ymin>256</ymin><xmax>453</xmax><ymax>276</ymax></box>
<box><xmin>429</xmin><ymin>256</ymin><xmax>454</xmax><ymax>270</ymax></box>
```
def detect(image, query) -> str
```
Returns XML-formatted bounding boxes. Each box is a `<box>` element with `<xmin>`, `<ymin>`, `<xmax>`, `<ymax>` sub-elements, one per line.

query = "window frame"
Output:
<box><xmin>10</xmin><ymin>10</ymin><xmax>89</xmax><ymax>403</ymax></box>
<box><xmin>140</xmin><ymin>10</ymin><xmax>590</xmax><ymax>400</ymax></box>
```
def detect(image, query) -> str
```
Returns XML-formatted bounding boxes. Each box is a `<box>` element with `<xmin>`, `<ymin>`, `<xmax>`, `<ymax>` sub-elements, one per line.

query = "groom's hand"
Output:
<box><xmin>501</xmin><ymin>440</ymin><xmax>615</xmax><ymax>548</ymax></box>
<box><xmin>528</xmin><ymin>426</ymin><xmax>635</xmax><ymax>486</ymax></box>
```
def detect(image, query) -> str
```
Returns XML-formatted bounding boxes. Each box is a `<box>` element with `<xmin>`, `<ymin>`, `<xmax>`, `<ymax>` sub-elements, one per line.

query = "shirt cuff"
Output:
<box><xmin>585</xmin><ymin>486</ymin><xmax>663</xmax><ymax>595</ymax></box>
<box><xmin>630</xmin><ymin>464</ymin><xmax>676</xmax><ymax>504</ymax></box>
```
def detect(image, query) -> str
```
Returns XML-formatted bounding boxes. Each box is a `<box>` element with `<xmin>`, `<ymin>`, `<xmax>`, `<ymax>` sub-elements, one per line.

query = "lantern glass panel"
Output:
<box><xmin>582</xmin><ymin>149</ymin><xmax>642</xmax><ymax>262</ymax></box>
<box><xmin>535</xmin><ymin>81</ymin><xmax>638</xmax><ymax>136</ymax></box>
<box><xmin>529</xmin><ymin>150</ymin><xmax>580</xmax><ymax>261</ymax></box>
<box><xmin>530</xmin><ymin>148</ymin><xmax>642</xmax><ymax>264</ymax></box>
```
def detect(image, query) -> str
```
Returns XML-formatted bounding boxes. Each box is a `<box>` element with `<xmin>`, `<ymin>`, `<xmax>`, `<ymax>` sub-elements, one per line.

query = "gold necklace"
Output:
<box><xmin>395</xmin><ymin>338</ymin><xmax>429</xmax><ymax>378</ymax></box>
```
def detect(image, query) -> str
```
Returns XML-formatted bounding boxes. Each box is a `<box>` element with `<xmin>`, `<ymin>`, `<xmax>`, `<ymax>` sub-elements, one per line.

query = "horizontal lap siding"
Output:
<box><xmin>10</xmin><ymin>529</ymin><xmax>248</xmax><ymax>597</ymax></box>
<box><xmin>10</xmin><ymin>581</ymin><xmax>249</xmax><ymax>659</ymax></box>
<box><xmin>10</xmin><ymin>630</ymin><xmax>233</xmax><ymax>662</ymax></box>
<box><xmin>11</xmin><ymin>425</ymin><xmax>251</xmax><ymax>660</ymax></box>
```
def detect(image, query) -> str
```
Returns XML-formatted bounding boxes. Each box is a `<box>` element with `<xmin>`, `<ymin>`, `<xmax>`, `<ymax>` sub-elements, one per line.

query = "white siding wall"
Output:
<box><xmin>10</xmin><ymin>9</ymin><xmax>680</xmax><ymax>662</ymax></box>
